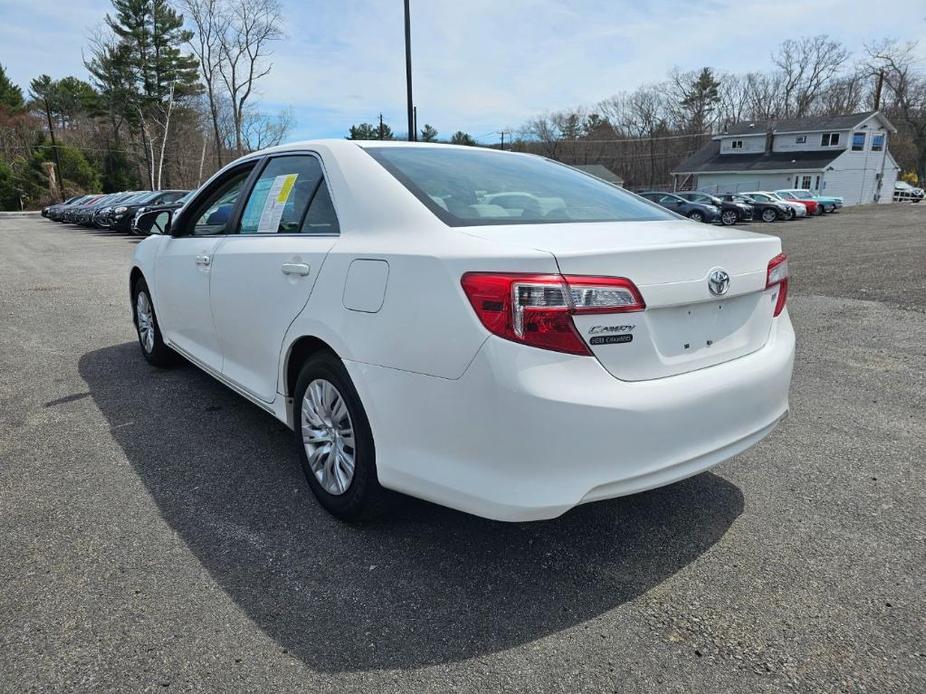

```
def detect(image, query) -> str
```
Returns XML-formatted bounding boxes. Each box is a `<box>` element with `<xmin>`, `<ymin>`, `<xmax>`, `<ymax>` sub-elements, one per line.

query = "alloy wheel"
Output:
<box><xmin>135</xmin><ymin>291</ymin><xmax>155</xmax><ymax>353</ymax></box>
<box><xmin>721</xmin><ymin>210</ymin><xmax>737</xmax><ymax>225</ymax></box>
<box><xmin>301</xmin><ymin>379</ymin><xmax>356</xmax><ymax>495</ymax></box>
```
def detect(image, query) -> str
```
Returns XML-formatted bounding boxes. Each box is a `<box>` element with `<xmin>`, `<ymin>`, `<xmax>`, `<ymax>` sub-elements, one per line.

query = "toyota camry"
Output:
<box><xmin>130</xmin><ymin>141</ymin><xmax>794</xmax><ymax>522</ymax></box>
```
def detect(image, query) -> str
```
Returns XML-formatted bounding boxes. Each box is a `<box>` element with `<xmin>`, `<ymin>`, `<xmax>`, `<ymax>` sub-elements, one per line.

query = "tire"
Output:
<box><xmin>813</xmin><ymin>205</ymin><xmax>823</xmax><ymax>216</ymax></box>
<box><xmin>687</xmin><ymin>210</ymin><xmax>704</xmax><ymax>223</ymax></box>
<box><xmin>761</xmin><ymin>207</ymin><xmax>778</xmax><ymax>223</ymax></box>
<box><xmin>293</xmin><ymin>352</ymin><xmax>389</xmax><ymax>521</ymax></box>
<box><xmin>720</xmin><ymin>209</ymin><xmax>738</xmax><ymax>226</ymax></box>
<box><xmin>132</xmin><ymin>277</ymin><xmax>176</xmax><ymax>367</ymax></box>
<box><xmin>785</xmin><ymin>207</ymin><xmax>795</xmax><ymax>220</ymax></box>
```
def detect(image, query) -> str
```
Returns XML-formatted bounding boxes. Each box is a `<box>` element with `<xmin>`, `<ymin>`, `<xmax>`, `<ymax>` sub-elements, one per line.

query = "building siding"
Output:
<box><xmin>822</xmin><ymin>119</ymin><xmax>896</xmax><ymax>205</ymax></box>
<box><xmin>691</xmin><ymin>114</ymin><xmax>897</xmax><ymax>206</ymax></box>
<box><xmin>773</xmin><ymin>132</ymin><xmax>850</xmax><ymax>153</ymax></box>
<box><xmin>719</xmin><ymin>134</ymin><xmax>766</xmax><ymax>154</ymax></box>
<box><xmin>693</xmin><ymin>173</ymin><xmax>797</xmax><ymax>195</ymax></box>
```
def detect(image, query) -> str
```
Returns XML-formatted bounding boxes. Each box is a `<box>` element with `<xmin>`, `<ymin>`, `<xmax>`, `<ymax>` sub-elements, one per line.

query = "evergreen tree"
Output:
<box><xmin>88</xmin><ymin>0</ymin><xmax>201</xmax><ymax>188</ymax></box>
<box><xmin>104</xmin><ymin>0</ymin><xmax>200</xmax><ymax>104</ymax></box>
<box><xmin>348</xmin><ymin>122</ymin><xmax>394</xmax><ymax>140</ymax></box>
<box><xmin>450</xmin><ymin>131</ymin><xmax>476</xmax><ymax>146</ymax></box>
<box><xmin>680</xmin><ymin>67</ymin><xmax>721</xmax><ymax>133</ymax></box>
<box><xmin>0</xmin><ymin>63</ymin><xmax>24</xmax><ymax>111</ymax></box>
<box><xmin>29</xmin><ymin>75</ymin><xmax>64</xmax><ymax>198</ymax></box>
<box><xmin>420</xmin><ymin>124</ymin><xmax>438</xmax><ymax>142</ymax></box>
<box><xmin>54</xmin><ymin>77</ymin><xmax>100</xmax><ymax>127</ymax></box>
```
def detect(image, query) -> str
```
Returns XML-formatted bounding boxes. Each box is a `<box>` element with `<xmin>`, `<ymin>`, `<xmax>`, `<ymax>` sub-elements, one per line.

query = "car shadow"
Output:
<box><xmin>78</xmin><ymin>342</ymin><xmax>744</xmax><ymax>673</ymax></box>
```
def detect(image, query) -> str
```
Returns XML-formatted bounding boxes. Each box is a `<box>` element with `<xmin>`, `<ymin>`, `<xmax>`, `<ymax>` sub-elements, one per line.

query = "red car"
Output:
<box><xmin>774</xmin><ymin>191</ymin><xmax>821</xmax><ymax>215</ymax></box>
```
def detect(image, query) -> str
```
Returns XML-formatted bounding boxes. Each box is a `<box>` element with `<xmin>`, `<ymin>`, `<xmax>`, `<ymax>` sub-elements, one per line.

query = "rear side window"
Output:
<box><xmin>238</xmin><ymin>155</ymin><xmax>339</xmax><ymax>234</ymax></box>
<box><xmin>366</xmin><ymin>146</ymin><xmax>673</xmax><ymax>226</ymax></box>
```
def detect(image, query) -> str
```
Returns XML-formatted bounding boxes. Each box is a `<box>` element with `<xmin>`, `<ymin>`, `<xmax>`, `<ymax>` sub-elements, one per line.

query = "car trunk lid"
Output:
<box><xmin>464</xmin><ymin>220</ymin><xmax>783</xmax><ymax>381</ymax></box>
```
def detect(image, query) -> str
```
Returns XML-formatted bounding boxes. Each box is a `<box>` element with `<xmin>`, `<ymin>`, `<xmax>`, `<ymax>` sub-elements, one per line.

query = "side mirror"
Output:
<box><xmin>136</xmin><ymin>209</ymin><xmax>173</xmax><ymax>236</ymax></box>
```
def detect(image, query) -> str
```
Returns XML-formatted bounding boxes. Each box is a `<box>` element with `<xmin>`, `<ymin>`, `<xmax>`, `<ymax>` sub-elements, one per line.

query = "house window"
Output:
<box><xmin>800</xmin><ymin>175</ymin><xmax>812</xmax><ymax>190</ymax></box>
<box><xmin>795</xmin><ymin>136</ymin><xmax>807</xmax><ymax>144</ymax></box>
<box><xmin>730</xmin><ymin>140</ymin><xmax>743</xmax><ymax>150</ymax></box>
<box><xmin>872</xmin><ymin>134</ymin><xmax>885</xmax><ymax>151</ymax></box>
<box><xmin>821</xmin><ymin>133</ymin><xmax>840</xmax><ymax>147</ymax></box>
<box><xmin>852</xmin><ymin>132</ymin><xmax>866</xmax><ymax>151</ymax></box>
<box><xmin>815</xmin><ymin>175</ymin><xmax>820</xmax><ymax>190</ymax></box>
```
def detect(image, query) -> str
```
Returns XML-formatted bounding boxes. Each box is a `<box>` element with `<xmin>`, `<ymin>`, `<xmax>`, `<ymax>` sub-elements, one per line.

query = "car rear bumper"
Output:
<box><xmin>346</xmin><ymin>310</ymin><xmax>795</xmax><ymax>521</ymax></box>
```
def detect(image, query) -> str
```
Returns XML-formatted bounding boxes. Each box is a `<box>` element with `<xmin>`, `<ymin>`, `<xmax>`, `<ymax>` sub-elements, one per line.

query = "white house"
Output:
<box><xmin>672</xmin><ymin>112</ymin><xmax>899</xmax><ymax>206</ymax></box>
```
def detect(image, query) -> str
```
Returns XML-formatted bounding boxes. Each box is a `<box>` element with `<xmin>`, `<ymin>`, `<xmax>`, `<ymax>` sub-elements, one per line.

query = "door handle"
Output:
<box><xmin>195</xmin><ymin>255</ymin><xmax>211</xmax><ymax>267</ymax></box>
<box><xmin>282</xmin><ymin>262</ymin><xmax>310</xmax><ymax>276</ymax></box>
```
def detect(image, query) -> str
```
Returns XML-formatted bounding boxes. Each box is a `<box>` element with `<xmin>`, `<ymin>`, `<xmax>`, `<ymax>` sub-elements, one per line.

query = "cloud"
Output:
<box><xmin>1</xmin><ymin>0</ymin><xmax>924</xmax><ymax>141</ymax></box>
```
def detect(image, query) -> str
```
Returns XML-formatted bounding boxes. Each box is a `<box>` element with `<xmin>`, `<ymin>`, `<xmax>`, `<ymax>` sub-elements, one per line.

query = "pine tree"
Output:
<box><xmin>420</xmin><ymin>124</ymin><xmax>438</xmax><ymax>142</ymax></box>
<box><xmin>29</xmin><ymin>75</ymin><xmax>64</xmax><ymax>198</ymax></box>
<box><xmin>0</xmin><ymin>63</ymin><xmax>24</xmax><ymax>111</ymax></box>
<box><xmin>450</xmin><ymin>131</ymin><xmax>476</xmax><ymax>146</ymax></box>
<box><xmin>104</xmin><ymin>0</ymin><xmax>200</xmax><ymax>104</ymax></box>
<box><xmin>681</xmin><ymin>67</ymin><xmax>721</xmax><ymax>133</ymax></box>
<box><xmin>348</xmin><ymin>122</ymin><xmax>394</xmax><ymax>140</ymax></box>
<box><xmin>89</xmin><ymin>0</ymin><xmax>201</xmax><ymax>188</ymax></box>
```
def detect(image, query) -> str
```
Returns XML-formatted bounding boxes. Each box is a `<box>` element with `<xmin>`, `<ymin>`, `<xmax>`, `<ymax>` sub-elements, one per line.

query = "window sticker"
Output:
<box><xmin>257</xmin><ymin>173</ymin><xmax>298</xmax><ymax>233</ymax></box>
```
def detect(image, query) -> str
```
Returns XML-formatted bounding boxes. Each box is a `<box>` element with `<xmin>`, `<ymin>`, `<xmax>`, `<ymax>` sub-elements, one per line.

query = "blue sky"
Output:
<box><xmin>2</xmin><ymin>0</ymin><xmax>924</xmax><ymax>143</ymax></box>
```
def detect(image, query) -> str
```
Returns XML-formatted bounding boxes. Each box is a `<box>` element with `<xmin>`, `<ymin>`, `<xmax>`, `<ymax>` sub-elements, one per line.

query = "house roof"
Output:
<box><xmin>715</xmin><ymin>111</ymin><xmax>895</xmax><ymax>137</ymax></box>
<box><xmin>673</xmin><ymin>139</ymin><xmax>843</xmax><ymax>175</ymax></box>
<box><xmin>571</xmin><ymin>163</ymin><xmax>624</xmax><ymax>185</ymax></box>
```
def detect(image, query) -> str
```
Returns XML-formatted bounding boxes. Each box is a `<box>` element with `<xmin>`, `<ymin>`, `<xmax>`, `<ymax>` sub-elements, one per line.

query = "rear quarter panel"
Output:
<box><xmin>280</xmin><ymin>228</ymin><xmax>561</xmax><ymax>383</ymax></box>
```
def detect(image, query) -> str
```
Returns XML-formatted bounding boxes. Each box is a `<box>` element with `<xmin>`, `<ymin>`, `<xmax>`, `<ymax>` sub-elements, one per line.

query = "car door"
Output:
<box><xmin>209</xmin><ymin>152</ymin><xmax>339</xmax><ymax>403</ymax></box>
<box><xmin>660</xmin><ymin>194</ymin><xmax>685</xmax><ymax>212</ymax></box>
<box><xmin>154</xmin><ymin>162</ymin><xmax>257</xmax><ymax>372</ymax></box>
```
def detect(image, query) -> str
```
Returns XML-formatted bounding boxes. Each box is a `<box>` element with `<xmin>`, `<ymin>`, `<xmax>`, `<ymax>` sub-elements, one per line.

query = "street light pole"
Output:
<box><xmin>404</xmin><ymin>0</ymin><xmax>415</xmax><ymax>141</ymax></box>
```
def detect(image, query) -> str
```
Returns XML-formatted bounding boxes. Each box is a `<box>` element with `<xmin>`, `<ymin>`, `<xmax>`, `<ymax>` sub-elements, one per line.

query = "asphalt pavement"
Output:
<box><xmin>0</xmin><ymin>205</ymin><xmax>923</xmax><ymax>692</ymax></box>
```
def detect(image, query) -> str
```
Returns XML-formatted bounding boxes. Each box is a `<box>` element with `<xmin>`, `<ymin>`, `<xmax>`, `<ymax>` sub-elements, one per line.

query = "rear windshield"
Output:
<box><xmin>366</xmin><ymin>146</ymin><xmax>673</xmax><ymax>226</ymax></box>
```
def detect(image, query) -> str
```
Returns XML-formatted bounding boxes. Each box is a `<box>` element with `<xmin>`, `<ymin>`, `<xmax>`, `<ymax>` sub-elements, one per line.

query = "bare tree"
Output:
<box><xmin>219</xmin><ymin>0</ymin><xmax>283</xmax><ymax>156</ymax></box>
<box><xmin>521</xmin><ymin>112</ymin><xmax>563</xmax><ymax>158</ymax></box>
<box><xmin>773</xmin><ymin>35</ymin><xmax>850</xmax><ymax>117</ymax></box>
<box><xmin>242</xmin><ymin>104</ymin><xmax>293</xmax><ymax>150</ymax></box>
<box><xmin>180</xmin><ymin>0</ymin><xmax>230</xmax><ymax>166</ymax></box>
<box><xmin>715</xmin><ymin>72</ymin><xmax>751</xmax><ymax>129</ymax></box>
<box><xmin>818</xmin><ymin>69</ymin><xmax>868</xmax><ymax>116</ymax></box>
<box><xmin>152</xmin><ymin>82</ymin><xmax>177</xmax><ymax>190</ymax></box>
<box><xmin>866</xmin><ymin>40</ymin><xmax>926</xmax><ymax>183</ymax></box>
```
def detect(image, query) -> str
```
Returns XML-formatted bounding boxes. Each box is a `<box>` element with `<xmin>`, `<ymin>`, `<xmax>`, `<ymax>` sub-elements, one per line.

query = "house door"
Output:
<box><xmin>795</xmin><ymin>175</ymin><xmax>813</xmax><ymax>190</ymax></box>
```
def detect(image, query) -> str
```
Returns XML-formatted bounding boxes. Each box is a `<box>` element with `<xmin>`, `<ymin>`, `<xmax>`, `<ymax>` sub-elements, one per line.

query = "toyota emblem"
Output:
<box><xmin>708</xmin><ymin>269</ymin><xmax>730</xmax><ymax>296</ymax></box>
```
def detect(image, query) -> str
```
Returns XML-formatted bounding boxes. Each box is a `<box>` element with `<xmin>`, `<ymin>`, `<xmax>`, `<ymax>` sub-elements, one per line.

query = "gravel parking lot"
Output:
<box><xmin>1</xmin><ymin>205</ymin><xmax>924</xmax><ymax>693</ymax></box>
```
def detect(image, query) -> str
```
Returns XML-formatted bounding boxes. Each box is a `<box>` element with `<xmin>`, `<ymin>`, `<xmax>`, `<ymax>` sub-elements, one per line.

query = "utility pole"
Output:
<box><xmin>499</xmin><ymin>131</ymin><xmax>505</xmax><ymax>150</ymax></box>
<box><xmin>413</xmin><ymin>106</ymin><xmax>418</xmax><ymax>141</ymax></box>
<box><xmin>873</xmin><ymin>69</ymin><xmax>884</xmax><ymax>111</ymax></box>
<box><xmin>404</xmin><ymin>0</ymin><xmax>415</xmax><ymax>141</ymax></box>
<box><xmin>41</xmin><ymin>95</ymin><xmax>63</xmax><ymax>201</ymax></box>
<box><xmin>379</xmin><ymin>113</ymin><xmax>384</xmax><ymax>140</ymax></box>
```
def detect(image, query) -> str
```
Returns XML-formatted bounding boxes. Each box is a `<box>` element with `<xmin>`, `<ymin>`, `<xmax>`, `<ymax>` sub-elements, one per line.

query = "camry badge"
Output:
<box><xmin>708</xmin><ymin>269</ymin><xmax>730</xmax><ymax>296</ymax></box>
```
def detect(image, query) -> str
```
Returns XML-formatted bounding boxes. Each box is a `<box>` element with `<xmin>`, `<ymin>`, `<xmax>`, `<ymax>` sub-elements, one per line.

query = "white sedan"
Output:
<box><xmin>744</xmin><ymin>191</ymin><xmax>807</xmax><ymax>219</ymax></box>
<box><xmin>130</xmin><ymin>141</ymin><xmax>794</xmax><ymax>522</ymax></box>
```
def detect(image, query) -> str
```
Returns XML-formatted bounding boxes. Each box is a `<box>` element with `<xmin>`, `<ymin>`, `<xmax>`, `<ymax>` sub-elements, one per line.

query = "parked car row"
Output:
<box><xmin>640</xmin><ymin>188</ymin><xmax>844</xmax><ymax>225</ymax></box>
<box><xmin>42</xmin><ymin>189</ymin><xmax>190</xmax><ymax>234</ymax></box>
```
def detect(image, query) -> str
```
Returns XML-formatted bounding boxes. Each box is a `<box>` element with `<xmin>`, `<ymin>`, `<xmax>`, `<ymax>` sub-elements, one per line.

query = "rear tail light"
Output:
<box><xmin>461</xmin><ymin>273</ymin><xmax>645</xmax><ymax>355</ymax></box>
<box><xmin>766</xmin><ymin>253</ymin><xmax>789</xmax><ymax>317</ymax></box>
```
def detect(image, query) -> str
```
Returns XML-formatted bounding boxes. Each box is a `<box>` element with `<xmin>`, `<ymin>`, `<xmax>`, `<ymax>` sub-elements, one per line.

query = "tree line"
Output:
<box><xmin>2</xmin><ymin>18</ymin><xmax>924</xmax><ymax>210</ymax></box>
<box><xmin>346</xmin><ymin>118</ymin><xmax>477</xmax><ymax>146</ymax></box>
<box><xmin>0</xmin><ymin>0</ymin><xmax>288</xmax><ymax>210</ymax></box>
<box><xmin>508</xmin><ymin>36</ymin><xmax>926</xmax><ymax>190</ymax></box>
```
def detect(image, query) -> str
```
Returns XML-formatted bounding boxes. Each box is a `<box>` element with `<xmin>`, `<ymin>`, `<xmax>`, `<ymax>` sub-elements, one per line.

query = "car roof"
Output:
<box><xmin>223</xmin><ymin>138</ymin><xmax>539</xmax><ymax>167</ymax></box>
